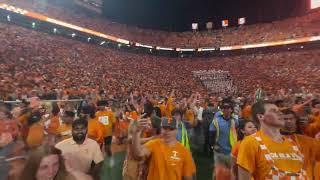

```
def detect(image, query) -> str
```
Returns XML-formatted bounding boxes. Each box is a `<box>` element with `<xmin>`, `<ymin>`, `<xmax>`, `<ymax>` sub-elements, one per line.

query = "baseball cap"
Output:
<box><xmin>161</xmin><ymin>117</ymin><xmax>177</xmax><ymax>129</ymax></box>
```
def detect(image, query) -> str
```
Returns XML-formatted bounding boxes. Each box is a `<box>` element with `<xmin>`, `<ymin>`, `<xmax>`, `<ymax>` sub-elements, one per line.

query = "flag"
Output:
<box><xmin>238</xmin><ymin>17</ymin><xmax>246</xmax><ymax>25</ymax></box>
<box><xmin>222</xmin><ymin>20</ymin><xmax>229</xmax><ymax>27</ymax></box>
<box><xmin>192</xmin><ymin>23</ymin><xmax>198</xmax><ymax>30</ymax></box>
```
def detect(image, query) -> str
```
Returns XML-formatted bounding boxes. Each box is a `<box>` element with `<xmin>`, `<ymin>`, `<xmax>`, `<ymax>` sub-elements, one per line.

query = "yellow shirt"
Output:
<box><xmin>145</xmin><ymin>138</ymin><xmax>196</xmax><ymax>180</ymax></box>
<box><xmin>95</xmin><ymin>111</ymin><xmax>115</xmax><ymax>137</ymax></box>
<box><xmin>237</xmin><ymin>131</ymin><xmax>304</xmax><ymax>179</ymax></box>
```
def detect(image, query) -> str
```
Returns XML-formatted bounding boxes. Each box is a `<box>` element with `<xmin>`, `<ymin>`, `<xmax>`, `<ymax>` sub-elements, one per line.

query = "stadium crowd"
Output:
<box><xmin>0</xmin><ymin>1</ymin><xmax>319</xmax><ymax>180</ymax></box>
<box><xmin>2</xmin><ymin>0</ymin><xmax>320</xmax><ymax>48</ymax></box>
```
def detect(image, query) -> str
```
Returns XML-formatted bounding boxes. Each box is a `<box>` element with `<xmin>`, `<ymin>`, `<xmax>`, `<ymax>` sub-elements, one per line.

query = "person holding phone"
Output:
<box><xmin>131</xmin><ymin>116</ymin><xmax>196</xmax><ymax>180</ymax></box>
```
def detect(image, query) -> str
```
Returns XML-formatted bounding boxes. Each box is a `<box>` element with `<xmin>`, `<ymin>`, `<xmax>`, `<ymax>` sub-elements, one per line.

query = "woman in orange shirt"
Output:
<box><xmin>231</xmin><ymin>120</ymin><xmax>257</xmax><ymax>180</ymax></box>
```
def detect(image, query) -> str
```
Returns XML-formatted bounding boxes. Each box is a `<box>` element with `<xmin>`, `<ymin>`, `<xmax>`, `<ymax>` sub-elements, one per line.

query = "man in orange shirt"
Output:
<box><xmin>95</xmin><ymin>100</ymin><xmax>115</xmax><ymax>157</ymax></box>
<box><xmin>237</xmin><ymin>101</ymin><xmax>308</xmax><ymax>179</ymax></box>
<box><xmin>131</xmin><ymin>116</ymin><xmax>196</xmax><ymax>180</ymax></box>
<box><xmin>280</xmin><ymin>109</ymin><xmax>320</xmax><ymax>180</ymax></box>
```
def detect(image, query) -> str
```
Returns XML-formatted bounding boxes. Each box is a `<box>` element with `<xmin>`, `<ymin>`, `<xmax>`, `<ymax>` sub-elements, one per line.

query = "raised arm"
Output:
<box><xmin>131</xmin><ymin>119</ymin><xmax>151</xmax><ymax>158</ymax></box>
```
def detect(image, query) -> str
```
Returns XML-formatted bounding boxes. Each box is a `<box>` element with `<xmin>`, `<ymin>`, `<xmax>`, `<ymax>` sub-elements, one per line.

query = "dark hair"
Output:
<box><xmin>237</xmin><ymin>120</ymin><xmax>256</xmax><ymax>140</ymax></box>
<box><xmin>275</xmin><ymin>100</ymin><xmax>284</xmax><ymax>107</ymax></box>
<box><xmin>221</xmin><ymin>98</ymin><xmax>234</xmax><ymax>110</ymax></box>
<box><xmin>281</xmin><ymin>108</ymin><xmax>302</xmax><ymax>134</ymax></box>
<box><xmin>295</xmin><ymin>97</ymin><xmax>303</xmax><ymax>104</ymax></box>
<box><xmin>171</xmin><ymin>108</ymin><xmax>184</xmax><ymax>117</ymax></box>
<box><xmin>207</xmin><ymin>103</ymin><xmax>214</xmax><ymax>107</ymax></box>
<box><xmin>72</xmin><ymin>118</ymin><xmax>88</xmax><ymax>129</ymax></box>
<box><xmin>312</xmin><ymin>99</ymin><xmax>320</xmax><ymax>108</ymax></box>
<box><xmin>251</xmin><ymin>101</ymin><xmax>266</xmax><ymax>123</ymax></box>
<box><xmin>153</xmin><ymin>106</ymin><xmax>162</xmax><ymax>118</ymax></box>
<box><xmin>52</xmin><ymin>103</ymin><xmax>60</xmax><ymax>116</ymax></box>
<box><xmin>28</xmin><ymin>111</ymin><xmax>42</xmax><ymax>126</ymax></box>
<box><xmin>80</xmin><ymin>105</ymin><xmax>95</xmax><ymax>119</ymax></box>
<box><xmin>143</xmin><ymin>100</ymin><xmax>154</xmax><ymax>118</ymax></box>
<box><xmin>64</xmin><ymin>111</ymin><xmax>75</xmax><ymax>118</ymax></box>
<box><xmin>97</xmin><ymin>100</ymin><xmax>108</xmax><ymax>107</ymax></box>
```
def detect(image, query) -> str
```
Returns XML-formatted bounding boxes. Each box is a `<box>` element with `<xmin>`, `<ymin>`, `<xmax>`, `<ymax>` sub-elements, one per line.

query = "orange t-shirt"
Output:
<box><xmin>159</xmin><ymin>104</ymin><xmax>166</xmax><ymax>117</ymax></box>
<box><xmin>47</xmin><ymin>116</ymin><xmax>60</xmax><ymax>134</ymax></box>
<box><xmin>56</xmin><ymin>123</ymin><xmax>72</xmax><ymax>141</ymax></box>
<box><xmin>231</xmin><ymin>141</ymin><xmax>241</xmax><ymax>158</ymax></box>
<box><xmin>185</xmin><ymin>109</ymin><xmax>196</xmax><ymax>127</ymax></box>
<box><xmin>315</xmin><ymin>162</ymin><xmax>320</xmax><ymax>180</ymax></box>
<box><xmin>242</xmin><ymin>105</ymin><xmax>252</xmax><ymax>120</ymax></box>
<box><xmin>26</xmin><ymin>123</ymin><xmax>44</xmax><ymax>148</ymax></box>
<box><xmin>290</xmin><ymin>134</ymin><xmax>320</xmax><ymax>180</ymax></box>
<box><xmin>95</xmin><ymin>111</ymin><xmax>115</xmax><ymax>137</ymax></box>
<box><xmin>237</xmin><ymin>131</ymin><xmax>305</xmax><ymax>179</ymax></box>
<box><xmin>145</xmin><ymin>138</ymin><xmax>196</xmax><ymax>180</ymax></box>
<box><xmin>114</xmin><ymin>120</ymin><xmax>129</xmax><ymax>138</ymax></box>
<box><xmin>165</xmin><ymin>98</ymin><xmax>175</xmax><ymax>118</ymax></box>
<box><xmin>129</xmin><ymin>111</ymin><xmax>138</xmax><ymax>121</ymax></box>
<box><xmin>303</xmin><ymin>114</ymin><xmax>320</xmax><ymax>137</ymax></box>
<box><xmin>17</xmin><ymin>112</ymin><xmax>31</xmax><ymax>139</ymax></box>
<box><xmin>87</xmin><ymin>118</ymin><xmax>105</xmax><ymax>144</ymax></box>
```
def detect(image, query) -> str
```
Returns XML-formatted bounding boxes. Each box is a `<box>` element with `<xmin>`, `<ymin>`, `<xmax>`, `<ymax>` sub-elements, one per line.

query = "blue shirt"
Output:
<box><xmin>209</xmin><ymin>112</ymin><xmax>238</xmax><ymax>155</ymax></box>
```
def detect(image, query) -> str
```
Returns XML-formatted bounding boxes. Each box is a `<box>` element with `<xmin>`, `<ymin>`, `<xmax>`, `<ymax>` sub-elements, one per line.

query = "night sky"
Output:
<box><xmin>102</xmin><ymin>0</ymin><xmax>310</xmax><ymax>31</ymax></box>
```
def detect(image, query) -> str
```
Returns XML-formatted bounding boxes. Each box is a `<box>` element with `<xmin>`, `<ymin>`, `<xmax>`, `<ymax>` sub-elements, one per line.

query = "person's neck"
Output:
<box><xmin>261</xmin><ymin>125</ymin><xmax>283</xmax><ymax>143</ymax></box>
<box><xmin>75</xmin><ymin>138</ymin><xmax>85</xmax><ymax>145</ymax></box>
<box><xmin>163</xmin><ymin>138</ymin><xmax>177</xmax><ymax>146</ymax></box>
<box><xmin>223</xmin><ymin>115</ymin><xmax>231</xmax><ymax>120</ymax></box>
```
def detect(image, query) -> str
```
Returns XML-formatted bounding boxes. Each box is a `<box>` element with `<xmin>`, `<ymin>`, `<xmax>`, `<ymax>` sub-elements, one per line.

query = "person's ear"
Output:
<box><xmin>240</xmin><ymin>129</ymin><xmax>246</xmax><ymax>134</ymax></box>
<box><xmin>257</xmin><ymin>114</ymin><xmax>264</xmax><ymax>121</ymax></box>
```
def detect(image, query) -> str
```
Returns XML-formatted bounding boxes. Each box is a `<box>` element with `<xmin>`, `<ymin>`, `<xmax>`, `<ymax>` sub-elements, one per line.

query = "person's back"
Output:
<box><xmin>87</xmin><ymin>118</ymin><xmax>104</xmax><ymax>144</ymax></box>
